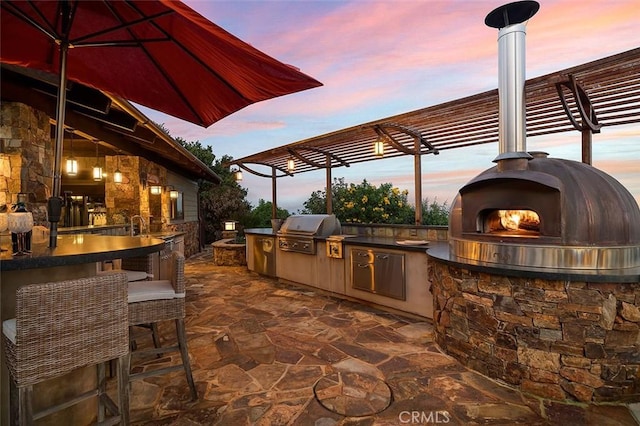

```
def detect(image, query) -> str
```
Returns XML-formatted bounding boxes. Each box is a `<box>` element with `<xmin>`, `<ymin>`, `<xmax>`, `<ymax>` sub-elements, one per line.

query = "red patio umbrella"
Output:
<box><xmin>1</xmin><ymin>0</ymin><xmax>322</xmax><ymax>246</ymax></box>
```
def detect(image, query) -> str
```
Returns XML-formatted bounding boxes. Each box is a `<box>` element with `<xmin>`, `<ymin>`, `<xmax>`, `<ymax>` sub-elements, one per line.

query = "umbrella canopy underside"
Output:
<box><xmin>1</xmin><ymin>0</ymin><xmax>322</xmax><ymax>127</ymax></box>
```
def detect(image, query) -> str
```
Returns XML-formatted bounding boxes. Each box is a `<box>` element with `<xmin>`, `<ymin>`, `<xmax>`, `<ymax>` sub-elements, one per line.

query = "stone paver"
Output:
<box><xmin>126</xmin><ymin>249</ymin><xmax>638</xmax><ymax>425</ymax></box>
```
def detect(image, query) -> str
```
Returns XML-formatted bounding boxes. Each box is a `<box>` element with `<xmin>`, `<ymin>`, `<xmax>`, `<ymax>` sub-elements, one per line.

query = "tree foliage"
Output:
<box><xmin>421</xmin><ymin>198</ymin><xmax>449</xmax><ymax>226</ymax></box>
<box><xmin>177</xmin><ymin>138</ymin><xmax>250</xmax><ymax>243</ymax></box>
<box><xmin>302</xmin><ymin>178</ymin><xmax>414</xmax><ymax>224</ymax></box>
<box><xmin>243</xmin><ymin>199</ymin><xmax>290</xmax><ymax>228</ymax></box>
<box><xmin>302</xmin><ymin>178</ymin><xmax>449</xmax><ymax>225</ymax></box>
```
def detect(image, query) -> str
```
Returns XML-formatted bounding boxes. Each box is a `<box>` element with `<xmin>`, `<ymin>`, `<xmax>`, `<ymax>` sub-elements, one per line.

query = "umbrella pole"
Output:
<box><xmin>48</xmin><ymin>42</ymin><xmax>69</xmax><ymax>248</ymax></box>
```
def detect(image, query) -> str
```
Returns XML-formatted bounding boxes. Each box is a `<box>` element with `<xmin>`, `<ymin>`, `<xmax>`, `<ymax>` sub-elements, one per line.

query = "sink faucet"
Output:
<box><xmin>130</xmin><ymin>215</ymin><xmax>146</xmax><ymax>236</ymax></box>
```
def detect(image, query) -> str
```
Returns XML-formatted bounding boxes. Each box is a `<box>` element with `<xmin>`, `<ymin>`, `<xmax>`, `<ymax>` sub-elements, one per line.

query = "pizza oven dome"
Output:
<box><xmin>449</xmin><ymin>154</ymin><xmax>640</xmax><ymax>270</ymax></box>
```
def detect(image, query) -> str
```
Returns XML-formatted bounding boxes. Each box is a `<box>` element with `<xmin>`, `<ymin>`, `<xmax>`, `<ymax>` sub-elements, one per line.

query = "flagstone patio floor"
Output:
<box><xmin>127</xmin><ymin>249</ymin><xmax>639</xmax><ymax>425</ymax></box>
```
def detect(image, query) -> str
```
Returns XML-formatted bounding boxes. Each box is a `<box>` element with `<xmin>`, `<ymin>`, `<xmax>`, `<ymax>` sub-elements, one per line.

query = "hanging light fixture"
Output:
<box><xmin>287</xmin><ymin>157</ymin><xmax>296</xmax><ymax>172</ymax></box>
<box><xmin>166</xmin><ymin>185</ymin><xmax>179</xmax><ymax>199</ymax></box>
<box><xmin>65</xmin><ymin>130</ymin><xmax>78</xmax><ymax>176</ymax></box>
<box><xmin>92</xmin><ymin>141</ymin><xmax>103</xmax><ymax>181</ymax></box>
<box><xmin>234</xmin><ymin>168</ymin><xmax>243</xmax><ymax>182</ymax></box>
<box><xmin>113</xmin><ymin>154</ymin><xmax>123</xmax><ymax>183</ymax></box>
<box><xmin>374</xmin><ymin>136</ymin><xmax>385</xmax><ymax>157</ymax></box>
<box><xmin>150</xmin><ymin>185</ymin><xmax>162</xmax><ymax>195</ymax></box>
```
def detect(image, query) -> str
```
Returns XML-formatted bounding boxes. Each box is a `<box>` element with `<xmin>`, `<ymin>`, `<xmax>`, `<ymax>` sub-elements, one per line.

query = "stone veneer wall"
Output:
<box><xmin>428</xmin><ymin>259</ymin><xmax>640</xmax><ymax>403</ymax></box>
<box><xmin>0</xmin><ymin>102</ymin><xmax>51</xmax><ymax>221</ymax></box>
<box><xmin>211</xmin><ymin>238</ymin><xmax>247</xmax><ymax>266</ymax></box>
<box><xmin>165</xmin><ymin>220</ymin><xmax>200</xmax><ymax>258</ymax></box>
<box><xmin>105</xmin><ymin>155</ymin><xmax>145</xmax><ymax>224</ymax></box>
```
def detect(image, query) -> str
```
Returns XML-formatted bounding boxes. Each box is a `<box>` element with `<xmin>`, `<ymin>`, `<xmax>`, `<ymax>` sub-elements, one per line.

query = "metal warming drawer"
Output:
<box><xmin>351</xmin><ymin>249</ymin><xmax>405</xmax><ymax>300</ymax></box>
<box><xmin>252</xmin><ymin>236</ymin><xmax>276</xmax><ymax>277</ymax></box>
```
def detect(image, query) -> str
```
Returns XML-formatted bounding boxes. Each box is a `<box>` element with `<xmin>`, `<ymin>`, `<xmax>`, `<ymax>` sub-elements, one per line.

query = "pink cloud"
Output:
<box><xmin>170</xmin><ymin>1</ymin><xmax>639</xmax><ymax>212</ymax></box>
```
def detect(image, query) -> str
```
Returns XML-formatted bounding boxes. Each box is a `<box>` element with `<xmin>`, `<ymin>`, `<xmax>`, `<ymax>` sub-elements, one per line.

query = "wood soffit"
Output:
<box><xmin>232</xmin><ymin>48</ymin><xmax>640</xmax><ymax>177</ymax></box>
<box><xmin>0</xmin><ymin>64</ymin><xmax>220</xmax><ymax>183</ymax></box>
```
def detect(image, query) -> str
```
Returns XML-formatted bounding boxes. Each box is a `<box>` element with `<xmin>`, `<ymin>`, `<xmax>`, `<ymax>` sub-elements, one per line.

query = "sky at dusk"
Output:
<box><xmin>141</xmin><ymin>0</ymin><xmax>640</xmax><ymax>213</ymax></box>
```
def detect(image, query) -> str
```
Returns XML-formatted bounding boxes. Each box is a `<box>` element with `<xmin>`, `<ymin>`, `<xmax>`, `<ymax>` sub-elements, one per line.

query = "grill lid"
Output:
<box><xmin>279</xmin><ymin>214</ymin><xmax>341</xmax><ymax>237</ymax></box>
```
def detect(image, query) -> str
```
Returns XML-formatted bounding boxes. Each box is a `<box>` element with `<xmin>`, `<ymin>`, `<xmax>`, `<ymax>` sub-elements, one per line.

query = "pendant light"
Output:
<box><xmin>287</xmin><ymin>157</ymin><xmax>296</xmax><ymax>172</ymax></box>
<box><xmin>92</xmin><ymin>141</ymin><xmax>103</xmax><ymax>181</ymax></box>
<box><xmin>374</xmin><ymin>136</ymin><xmax>385</xmax><ymax>157</ymax></box>
<box><xmin>234</xmin><ymin>167</ymin><xmax>243</xmax><ymax>182</ymax></box>
<box><xmin>113</xmin><ymin>154</ymin><xmax>123</xmax><ymax>183</ymax></box>
<box><xmin>65</xmin><ymin>130</ymin><xmax>78</xmax><ymax>176</ymax></box>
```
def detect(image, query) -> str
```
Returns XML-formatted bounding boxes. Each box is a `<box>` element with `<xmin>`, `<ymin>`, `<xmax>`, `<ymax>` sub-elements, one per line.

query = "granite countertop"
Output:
<box><xmin>58</xmin><ymin>224</ymin><xmax>129</xmax><ymax>234</ymax></box>
<box><xmin>145</xmin><ymin>231</ymin><xmax>186</xmax><ymax>240</ymax></box>
<box><xmin>245</xmin><ymin>228</ymin><xmax>431</xmax><ymax>253</ymax></box>
<box><xmin>427</xmin><ymin>242</ymin><xmax>640</xmax><ymax>283</ymax></box>
<box><xmin>245</xmin><ymin>228</ymin><xmax>278</xmax><ymax>236</ymax></box>
<box><xmin>0</xmin><ymin>234</ymin><xmax>165</xmax><ymax>271</ymax></box>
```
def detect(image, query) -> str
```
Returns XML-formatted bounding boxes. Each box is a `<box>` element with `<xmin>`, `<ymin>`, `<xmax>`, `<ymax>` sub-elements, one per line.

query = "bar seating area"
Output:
<box><xmin>1</xmin><ymin>250</ymin><xmax>198</xmax><ymax>424</ymax></box>
<box><xmin>2</xmin><ymin>273</ymin><xmax>130</xmax><ymax>425</ymax></box>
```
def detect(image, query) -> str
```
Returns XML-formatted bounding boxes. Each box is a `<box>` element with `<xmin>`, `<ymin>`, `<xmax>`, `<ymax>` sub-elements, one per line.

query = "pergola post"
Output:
<box><xmin>414</xmin><ymin>139</ymin><xmax>422</xmax><ymax>226</ymax></box>
<box><xmin>581</xmin><ymin>102</ymin><xmax>592</xmax><ymax>165</ymax></box>
<box><xmin>271</xmin><ymin>166</ymin><xmax>277</xmax><ymax>219</ymax></box>
<box><xmin>326</xmin><ymin>154</ymin><xmax>332</xmax><ymax>214</ymax></box>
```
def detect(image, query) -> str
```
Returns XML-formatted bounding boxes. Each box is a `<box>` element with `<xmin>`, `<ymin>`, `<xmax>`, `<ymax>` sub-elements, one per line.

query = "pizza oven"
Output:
<box><xmin>448</xmin><ymin>1</ymin><xmax>640</xmax><ymax>270</ymax></box>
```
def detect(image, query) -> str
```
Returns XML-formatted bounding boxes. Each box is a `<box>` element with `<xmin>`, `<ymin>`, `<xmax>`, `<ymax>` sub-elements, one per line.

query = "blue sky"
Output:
<box><xmin>141</xmin><ymin>0</ymin><xmax>640</xmax><ymax>213</ymax></box>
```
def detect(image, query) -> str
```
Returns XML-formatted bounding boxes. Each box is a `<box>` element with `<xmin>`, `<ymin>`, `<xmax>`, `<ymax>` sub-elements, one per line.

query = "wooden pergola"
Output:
<box><xmin>232</xmin><ymin>48</ymin><xmax>640</xmax><ymax>224</ymax></box>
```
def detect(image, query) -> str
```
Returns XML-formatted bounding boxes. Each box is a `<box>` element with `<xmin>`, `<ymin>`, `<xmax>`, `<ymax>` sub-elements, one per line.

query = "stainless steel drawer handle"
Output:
<box><xmin>376</xmin><ymin>254</ymin><xmax>389</xmax><ymax>260</ymax></box>
<box><xmin>356</xmin><ymin>263</ymin><xmax>370</xmax><ymax>268</ymax></box>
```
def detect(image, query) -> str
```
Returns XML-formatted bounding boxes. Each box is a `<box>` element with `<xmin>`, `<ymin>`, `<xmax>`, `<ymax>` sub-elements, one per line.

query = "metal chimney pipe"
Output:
<box><xmin>485</xmin><ymin>1</ymin><xmax>539</xmax><ymax>162</ymax></box>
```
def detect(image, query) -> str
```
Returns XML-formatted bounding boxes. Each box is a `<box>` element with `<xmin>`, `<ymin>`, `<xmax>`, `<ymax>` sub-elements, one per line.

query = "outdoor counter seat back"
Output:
<box><xmin>127</xmin><ymin>251</ymin><xmax>197</xmax><ymax>401</ymax></box>
<box><xmin>2</xmin><ymin>272</ymin><xmax>130</xmax><ymax>425</ymax></box>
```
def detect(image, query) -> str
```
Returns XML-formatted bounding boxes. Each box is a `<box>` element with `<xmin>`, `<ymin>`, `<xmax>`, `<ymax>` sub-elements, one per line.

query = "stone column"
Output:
<box><xmin>0</xmin><ymin>102</ymin><xmax>52</xmax><ymax>222</ymax></box>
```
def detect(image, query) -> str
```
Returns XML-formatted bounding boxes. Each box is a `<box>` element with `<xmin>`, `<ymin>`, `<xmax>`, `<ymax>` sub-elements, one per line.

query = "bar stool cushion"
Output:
<box><xmin>128</xmin><ymin>280</ymin><xmax>185</xmax><ymax>303</ymax></box>
<box><xmin>2</xmin><ymin>318</ymin><xmax>16</xmax><ymax>343</ymax></box>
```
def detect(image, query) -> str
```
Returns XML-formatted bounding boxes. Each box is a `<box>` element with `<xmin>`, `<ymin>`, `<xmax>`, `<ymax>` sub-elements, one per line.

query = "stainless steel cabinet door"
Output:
<box><xmin>350</xmin><ymin>249</ymin><xmax>405</xmax><ymax>300</ymax></box>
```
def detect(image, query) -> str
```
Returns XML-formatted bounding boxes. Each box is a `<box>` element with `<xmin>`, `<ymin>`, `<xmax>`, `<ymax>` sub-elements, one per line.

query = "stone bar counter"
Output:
<box><xmin>0</xmin><ymin>233</ymin><xmax>166</xmax><ymax>426</ymax></box>
<box><xmin>427</xmin><ymin>245</ymin><xmax>640</xmax><ymax>404</ymax></box>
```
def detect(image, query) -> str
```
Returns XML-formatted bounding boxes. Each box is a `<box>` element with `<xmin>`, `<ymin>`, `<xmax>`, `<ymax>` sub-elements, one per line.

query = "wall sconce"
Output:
<box><xmin>166</xmin><ymin>186</ymin><xmax>179</xmax><ymax>199</ymax></box>
<box><xmin>234</xmin><ymin>168</ymin><xmax>243</xmax><ymax>182</ymax></box>
<box><xmin>150</xmin><ymin>185</ymin><xmax>162</xmax><ymax>195</ymax></box>
<box><xmin>65</xmin><ymin>130</ymin><xmax>78</xmax><ymax>176</ymax></box>
<box><xmin>374</xmin><ymin>137</ymin><xmax>385</xmax><ymax>157</ymax></box>
<box><xmin>224</xmin><ymin>220</ymin><xmax>237</xmax><ymax>231</ymax></box>
<box><xmin>287</xmin><ymin>157</ymin><xmax>296</xmax><ymax>172</ymax></box>
<box><xmin>92</xmin><ymin>141</ymin><xmax>103</xmax><ymax>181</ymax></box>
<box><xmin>113</xmin><ymin>155</ymin><xmax>123</xmax><ymax>183</ymax></box>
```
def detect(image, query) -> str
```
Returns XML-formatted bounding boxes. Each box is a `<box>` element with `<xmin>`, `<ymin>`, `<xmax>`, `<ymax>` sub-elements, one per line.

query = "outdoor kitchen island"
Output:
<box><xmin>246</xmin><ymin>225</ymin><xmax>436</xmax><ymax>319</ymax></box>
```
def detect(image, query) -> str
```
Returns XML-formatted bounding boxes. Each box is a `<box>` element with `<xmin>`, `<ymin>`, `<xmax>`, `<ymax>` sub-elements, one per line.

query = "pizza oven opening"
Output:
<box><xmin>481</xmin><ymin>209</ymin><xmax>540</xmax><ymax>236</ymax></box>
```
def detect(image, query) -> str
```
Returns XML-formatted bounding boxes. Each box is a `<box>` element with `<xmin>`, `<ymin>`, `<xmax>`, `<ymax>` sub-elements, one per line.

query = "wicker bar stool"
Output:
<box><xmin>2</xmin><ymin>272</ymin><xmax>130</xmax><ymax>425</ymax></box>
<box><xmin>127</xmin><ymin>251</ymin><xmax>197</xmax><ymax>400</ymax></box>
<box><xmin>98</xmin><ymin>254</ymin><xmax>154</xmax><ymax>282</ymax></box>
<box><xmin>110</xmin><ymin>254</ymin><xmax>161</xmax><ymax>348</ymax></box>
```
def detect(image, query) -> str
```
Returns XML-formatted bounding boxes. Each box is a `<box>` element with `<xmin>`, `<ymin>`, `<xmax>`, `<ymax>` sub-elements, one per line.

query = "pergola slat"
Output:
<box><xmin>235</xmin><ymin>48</ymin><xmax>640</xmax><ymax>177</ymax></box>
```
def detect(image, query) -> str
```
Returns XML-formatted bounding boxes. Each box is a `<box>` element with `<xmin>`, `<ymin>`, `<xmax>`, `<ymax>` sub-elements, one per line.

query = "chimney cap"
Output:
<box><xmin>485</xmin><ymin>1</ymin><xmax>539</xmax><ymax>29</ymax></box>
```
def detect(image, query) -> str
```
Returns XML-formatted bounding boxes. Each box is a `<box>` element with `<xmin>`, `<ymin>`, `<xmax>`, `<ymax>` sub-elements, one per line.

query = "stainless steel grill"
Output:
<box><xmin>277</xmin><ymin>214</ymin><xmax>341</xmax><ymax>254</ymax></box>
